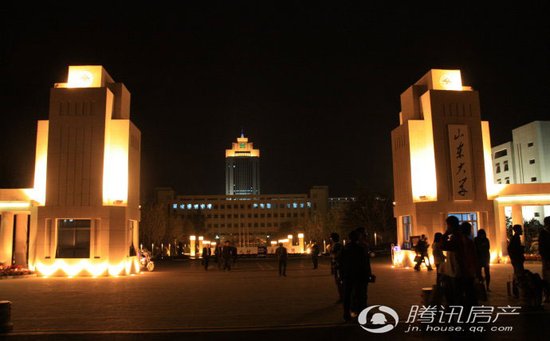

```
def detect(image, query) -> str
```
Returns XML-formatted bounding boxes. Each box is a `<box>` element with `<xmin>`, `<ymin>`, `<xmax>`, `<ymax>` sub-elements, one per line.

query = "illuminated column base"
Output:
<box><xmin>298</xmin><ymin>234</ymin><xmax>304</xmax><ymax>254</ymax></box>
<box><xmin>190</xmin><ymin>236</ymin><xmax>196</xmax><ymax>257</ymax></box>
<box><xmin>35</xmin><ymin>257</ymin><xmax>141</xmax><ymax>277</ymax></box>
<box><xmin>392</xmin><ymin>249</ymin><xmax>503</xmax><ymax>268</ymax></box>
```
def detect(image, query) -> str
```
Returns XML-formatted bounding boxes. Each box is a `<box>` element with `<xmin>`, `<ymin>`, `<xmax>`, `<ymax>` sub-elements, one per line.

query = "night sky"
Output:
<box><xmin>1</xmin><ymin>3</ymin><xmax>549</xmax><ymax>199</ymax></box>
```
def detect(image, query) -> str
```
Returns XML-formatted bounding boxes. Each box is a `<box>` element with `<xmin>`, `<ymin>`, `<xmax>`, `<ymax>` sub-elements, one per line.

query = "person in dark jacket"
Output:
<box><xmin>459</xmin><ymin>222</ymin><xmax>479</xmax><ymax>308</ymax></box>
<box><xmin>432</xmin><ymin>232</ymin><xmax>446</xmax><ymax>286</ymax></box>
<box><xmin>311</xmin><ymin>240</ymin><xmax>320</xmax><ymax>269</ymax></box>
<box><xmin>508</xmin><ymin>225</ymin><xmax>525</xmax><ymax>274</ymax></box>
<box><xmin>222</xmin><ymin>241</ymin><xmax>234</xmax><ymax>271</ymax></box>
<box><xmin>414</xmin><ymin>235</ymin><xmax>433</xmax><ymax>271</ymax></box>
<box><xmin>538</xmin><ymin>217</ymin><xmax>550</xmax><ymax>302</ymax></box>
<box><xmin>275</xmin><ymin>243</ymin><xmax>288</xmax><ymax>277</ymax></box>
<box><xmin>474</xmin><ymin>229</ymin><xmax>491</xmax><ymax>291</ymax></box>
<box><xmin>441</xmin><ymin>217</ymin><xmax>479</xmax><ymax>308</ymax></box>
<box><xmin>329</xmin><ymin>232</ymin><xmax>344</xmax><ymax>302</ymax></box>
<box><xmin>508</xmin><ymin>224</ymin><xmax>525</xmax><ymax>298</ymax></box>
<box><xmin>214</xmin><ymin>243</ymin><xmax>223</xmax><ymax>270</ymax></box>
<box><xmin>201</xmin><ymin>245</ymin><xmax>211</xmax><ymax>270</ymax></box>
<box><xmin>340</xmin><ymin>230</ymin><xmax>373</xmax><ymax>321</ymax></box>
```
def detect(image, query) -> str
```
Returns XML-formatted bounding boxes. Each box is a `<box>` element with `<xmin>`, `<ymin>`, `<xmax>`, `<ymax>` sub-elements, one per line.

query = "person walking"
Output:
<box><xmin>414</xmin><ymin>235</ymin><xmax>433</xmax><ymax>271</ymax></box>
<box><xmin>202</xmin><ymin>244</ymin><xmax>211</xmax><ymax>270</ymax></box>
<box><xmin>340</xmin><ymin>230</ymin><xmax>373</xmax><ymax>322</ymax></box>
<box><xmin>215</xmin><ymin>243</ymin><xmax>223</xmax><ymax>270</ymax></box>
<box><xmin>539</xmin><ymin>217</ymin><xmax>550</xmax><ymax>302</ymax></box>
<box><xmin>459</xmin><ymin>222</ymin><xmax>479</xmax><ymax>309</ymax></box>
<box><xmin>508</xmin><ymin>225</ymin><xmax>525</xmax><ymax>274</ymax></box>
<box><xmin>222</xmin><ymin>241</ymin><xmax>233</xmax><ymax>271</ymax></box>
<box><xmin>432</xmin><ymin>232</ymin><xmax>446</xmax><ymax>286</ymax></box>
<box><xmin>329</xmin><ymin>232</ymin><xmax>344</xmax><ymax>302</ymax></box>
<box><xmin>441</xmin><ymin>216</ymin><xmax>462</xmax><ymax>306</ymax></box>
<box><xmin>508</xmin><ymin>224</ymin><xmax>525</xmax><ymax>298</ymax></box>
<box><xmin>311</xmin><ymin>240</ymin><xmax>320</xmax><ymax>269</ymax></box>
<box><xmin>275</xmin><ymin>243</ymin><xmax>288</xmax><ymax>276</ymax></box>
<box><xmin>474</xmin><ymin>229</ymin><xmax>491</xmax><ymax>291</ymax></box>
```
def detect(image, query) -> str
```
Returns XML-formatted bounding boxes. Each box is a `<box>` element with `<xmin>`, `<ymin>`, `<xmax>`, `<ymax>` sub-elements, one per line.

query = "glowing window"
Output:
<box><xmin>300</xmin><ymin>203</ymin><xmax>304</xmax><ymax>208</ymax></box>
<box><xmin>260</xmin><ymin>203</ymin><xmax>265</xmax><ymax>209</ymax></box>
<box><xmin>293</xmin><ymin>203</ymin><xmax>298</xmax><ymax>209</ymax></box>
<box><xmin>179</xmin><ymin>204</ymin><xmax>185</xmax><ymax>209</ymax></box>
<box><xmin>266</xmin><ymin>203</ymin><xmax>272</xmax><ymax>209</ymax></box>
<box><xmin>187</xmin><ymin>204</ymin><xmax>192</xmax><ymax>209</ymax></box>
<box><xmin>172</xmin><ymin>204</ymin><xmax>178</xmax><ymax>209</ymax></box>
<box><xmin>448</xmin><ymin>212</ymin><xmax>478</xmax><ymax>237</ymax></box>
<box><xmin>207</xmin><ymin>204</ymin><xmax>212</xmax><ymax>209</ymax></box>
<box><xmin>402</xmin><ymin>216</ymin><xmax>412</xmax><ymax>249</ymax></box>
<box><xmin>307</xmin><ymin>202</ymin><xmax>312</xmax><ymax>208</ymax></box>
<box><xmin>200</xmin><ymin>204</ymin><xmax>206</xmax><ymax>209</ymax></box>
<box><xmin>194</xmin><ymin>204</ymin><xmax>199</xmax><ymax>209</ymax></box>
<box><xmin>56</xmin><ymin>219</ymin><xmax>91</xmax><ymax>258</ymax></box>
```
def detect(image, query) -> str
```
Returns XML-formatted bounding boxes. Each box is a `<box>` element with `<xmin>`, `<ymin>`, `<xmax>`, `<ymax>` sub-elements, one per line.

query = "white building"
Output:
<box><xmin>491</xmin><ymin>121</ymin><xmax>550</xmax><ymax>221</ymax></box>
<box><xmin>492</xmin><ymin>141</ymin><xmax>515</xmax><ymax>184</ymax></box>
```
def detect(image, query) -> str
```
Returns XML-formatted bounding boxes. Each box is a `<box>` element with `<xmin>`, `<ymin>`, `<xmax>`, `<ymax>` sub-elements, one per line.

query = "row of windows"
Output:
<box><xmin>496</xmin><ymin>176</ymin><xmax>537</xmax><ymax>184</ymax></box>
<box><xmin>207</xmin><ymin>222</ymin><xmax>279</xmax><ymax>228</ymax></box>
<box><xmin>172</xmin><ymin>202</ymin><xmax>312</xmax><ymax>210</ymax></box>
<box><xmin>182</xmin><ymin>212</ymin><xmax>305</xmax><ymax>219</ymax></box>
<box><xmin>497</xmin><ymin>160</ymin><xmax>537</xmax><ymax>172</ymax></box>
<box><xmin>495</xmin><ymin>160</ymin><xmax>509</xmax><ymax>173</ymax></box>
<box><xmin>494</xmin><ymin>142</ymin><xmax>534</xmax><ymax>160</ymax></box>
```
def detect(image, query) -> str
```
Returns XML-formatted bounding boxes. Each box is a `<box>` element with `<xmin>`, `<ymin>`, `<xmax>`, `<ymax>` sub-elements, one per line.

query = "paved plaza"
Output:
<box><xmin>1</xmin><ymin>256</ymin><xmax>549</xmax><ymax>340</ymax></box>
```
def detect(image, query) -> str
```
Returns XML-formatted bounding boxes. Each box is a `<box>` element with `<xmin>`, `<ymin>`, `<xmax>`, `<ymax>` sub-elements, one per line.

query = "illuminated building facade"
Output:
<box><xmin>157</xmin><ymin>186</ymin><xmax>329</xmax><ymax>246</ymax></box>
<box><xmin>391</xmin><ymin>69</ymin><xmax>499</xmax><ymax>256</ymax></box>
<box><xmin>391</xmin><ymin>69</ymin><xmax>550</xmax><ymax>267</ymax></box>
<box><xmin>225</xmin><ymin>133</ymin><xmax>260</xmax><ymax>195</ymax></box>
<box><xmin>0</xmin><ymin>65</ymin><xmax>141</xmax><ymax>276</ymax></box>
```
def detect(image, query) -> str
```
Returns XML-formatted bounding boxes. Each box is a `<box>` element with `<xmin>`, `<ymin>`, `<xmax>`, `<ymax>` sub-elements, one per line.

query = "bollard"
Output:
<box><xmin>0</xmin><ymin>301</ymin><xmax>13</xmax><ymax>333</ymax></box>
<box><xmin>421</xmin><ymin>287</ymin><xmax>433</xmax><ymax>305</ymax></box>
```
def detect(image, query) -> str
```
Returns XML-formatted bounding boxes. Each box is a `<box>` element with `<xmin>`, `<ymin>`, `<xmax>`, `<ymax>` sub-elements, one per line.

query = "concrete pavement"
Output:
<box><xmin>0</xmin><ymin>256</ymin><xmax>548</xmax><ymax>340</ymax></box>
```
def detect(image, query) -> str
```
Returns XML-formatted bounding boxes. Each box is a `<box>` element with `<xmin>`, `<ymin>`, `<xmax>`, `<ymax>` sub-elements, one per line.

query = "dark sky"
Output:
<box><xmin>1</xmin><ymin>3</ymin><xmax>549</xmax><ymax>199</ymax></box>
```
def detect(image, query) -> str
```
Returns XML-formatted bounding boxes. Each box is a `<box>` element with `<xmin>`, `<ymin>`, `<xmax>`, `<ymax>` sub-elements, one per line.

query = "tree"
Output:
<box><xmin>140</xmin><ymin>202</ymin><xmax>167</xmax><ymax>249</ymax></box>
<box><xmin>341</xmin><ymin>188</ymin><xmax>396</xmax><ymax>246</ymax></box>
<box><xmin>303</xmin><ymin>212</ymin><xmax>325</xmax><ymax>243</ymax></box>
<box><xmin>164</xmin><ymin>215</ymin><xmax>186</xmax><ymax>255</ymax></box>
<box><xmin>325</xmin><ymin>205</ymin><xmax>348</xmax><ymax>241</ymax></box>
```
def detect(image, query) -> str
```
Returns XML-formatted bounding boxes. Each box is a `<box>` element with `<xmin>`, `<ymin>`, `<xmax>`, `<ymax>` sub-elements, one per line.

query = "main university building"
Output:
<box><xmin>156</xmin><ymin>135</ymin><xmax>332</xmax><ymax>247</ymax></box>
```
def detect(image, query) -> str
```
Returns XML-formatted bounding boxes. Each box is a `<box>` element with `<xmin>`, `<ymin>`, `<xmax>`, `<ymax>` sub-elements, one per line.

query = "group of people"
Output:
<box><xmin>328</xmin><ymin>228</ymin><xmax>375</xmax><ymax>322</ymax></box>
<box><xmin>274</xmin><ymin>228</ymin><xmax>375</xmax><ymax>321</ymax></box>
<box><xmin>423</xmin><ymin>215</ymin><xmax>550</xmax><ymax>307</ymax></box>
<box><xmin>507</xmin><ymin>217</ymin><xmax>550</xmax><ymax>302</ymax></box>
<box><xmin>201</xmin><ymin>241</ymin><xmax>237</xmax><ymax>271</ymax></box>
<box><xmin>433</xmin><ymin>216</ymin><xmax>482</xmax><ymax>308</ymax></box>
